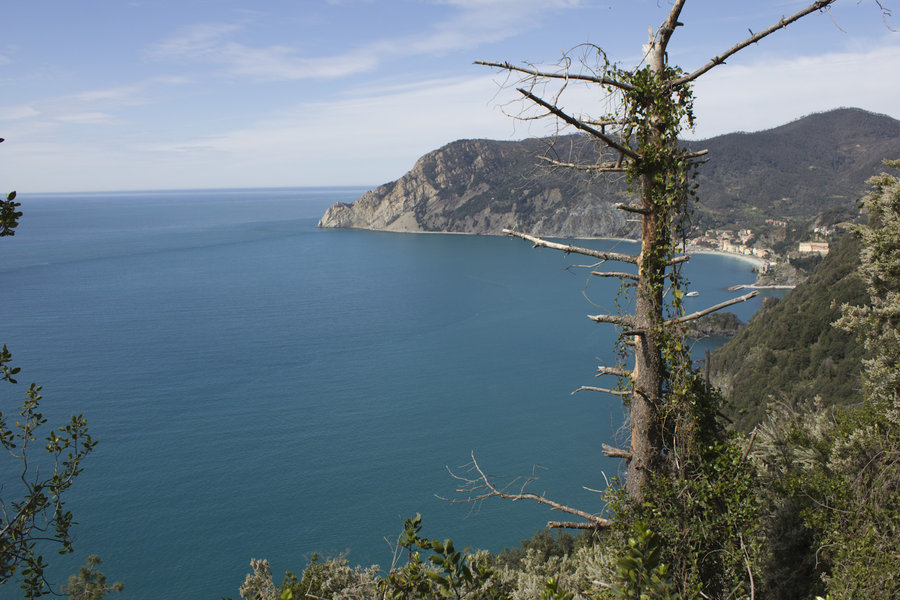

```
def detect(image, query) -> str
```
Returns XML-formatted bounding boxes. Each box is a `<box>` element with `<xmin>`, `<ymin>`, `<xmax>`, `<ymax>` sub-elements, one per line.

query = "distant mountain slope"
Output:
<box><xmin>694</xmin><ymin>107</ymin><xmax>900</xmax><ymax>226</ymax></box>
<box><xmin>318</xmin><ymin>108</ymin><xmax>900</xmax><ymax>237</ymax></box>
<box><xmin>709</xmin><ymin>232</ymin><xmax>868</xmax><ymax>431</ymax></box>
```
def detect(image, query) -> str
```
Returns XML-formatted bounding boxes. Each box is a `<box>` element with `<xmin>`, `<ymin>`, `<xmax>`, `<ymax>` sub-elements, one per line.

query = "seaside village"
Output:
<box><xmin>687</xmin><ymin>218</ymin><xmax>834</xmax><ymax>274</ymax></box>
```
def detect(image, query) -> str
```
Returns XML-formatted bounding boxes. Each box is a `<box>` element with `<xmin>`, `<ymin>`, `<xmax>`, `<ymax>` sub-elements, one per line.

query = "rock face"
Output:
<box><xmin>319</xmin><ymin>108</ymin><xmax>900</xmax><ymax>237</ymax></box>
<box><xmin>318</xmin><ymin>137</ymin><xmax>637</xmax><ymax>238</ymax></box>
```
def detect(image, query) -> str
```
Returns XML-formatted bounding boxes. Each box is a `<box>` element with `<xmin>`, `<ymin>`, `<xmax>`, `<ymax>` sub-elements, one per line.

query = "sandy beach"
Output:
<box><xmin>686</xmin><ymin>246</ymin><xmax>768</xmax><ymax>269</ymax></box>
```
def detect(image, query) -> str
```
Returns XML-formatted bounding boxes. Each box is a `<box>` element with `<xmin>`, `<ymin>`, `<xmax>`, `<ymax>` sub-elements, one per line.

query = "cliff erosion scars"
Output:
<box><xmin>317</xmin><ymin>136</ymin><xmax>636</xmax><ymax>238</ymax></box>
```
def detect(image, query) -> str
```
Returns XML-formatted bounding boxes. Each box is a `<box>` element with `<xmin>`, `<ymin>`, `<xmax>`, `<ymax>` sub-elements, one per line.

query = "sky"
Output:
<box><xmin>1</xmin><ymin>0</ymin><xmax>898</xmax><ymax>193</ymax></box>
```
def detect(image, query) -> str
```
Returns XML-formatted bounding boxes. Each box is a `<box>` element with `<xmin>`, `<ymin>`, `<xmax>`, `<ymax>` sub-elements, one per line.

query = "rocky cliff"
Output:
<box><xmin>318</xmin><ymin>137</ymin><xmax>637</xmax><ymax>238</ymax></box>
<box><xmin>319</xmin><ymin>108</ymin><xmax>900</xmax><ymax>237</ymax></box>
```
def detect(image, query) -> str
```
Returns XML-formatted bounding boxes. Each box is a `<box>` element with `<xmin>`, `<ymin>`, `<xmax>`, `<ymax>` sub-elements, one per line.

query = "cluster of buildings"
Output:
<box><xmin>798</xmin><ymin>241</ymin><xmax>830</xmax><ymax>255</ymax></box>
<box><xmin>688</xmin><ymin>228</ymin><xmax>774</xmax><ymax>263</ymax></box>
<box><xmin>690</xmin><ymin>222</ymin><xmax>834</xmax><ymax>263</ymax></box>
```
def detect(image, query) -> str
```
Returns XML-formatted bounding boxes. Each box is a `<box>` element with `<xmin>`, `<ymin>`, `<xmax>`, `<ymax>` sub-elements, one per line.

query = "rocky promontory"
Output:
<box><xmin>318</xmin><ymin>136</ymin><xmax>637</xmax><ymax>238</ymax></box>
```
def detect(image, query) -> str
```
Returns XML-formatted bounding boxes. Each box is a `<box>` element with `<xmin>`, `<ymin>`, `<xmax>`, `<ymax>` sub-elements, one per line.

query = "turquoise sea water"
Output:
<box><xmin>0</xmin><ymin>188</ymin><xmax>768</xmax><ymax>599</ymax></box>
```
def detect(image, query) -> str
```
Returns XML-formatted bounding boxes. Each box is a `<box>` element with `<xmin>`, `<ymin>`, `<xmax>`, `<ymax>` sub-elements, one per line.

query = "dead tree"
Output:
<box><xmin>466</xmin><ymin>0</ymin><xmax>845</xmax><ymax>516</ymax></box>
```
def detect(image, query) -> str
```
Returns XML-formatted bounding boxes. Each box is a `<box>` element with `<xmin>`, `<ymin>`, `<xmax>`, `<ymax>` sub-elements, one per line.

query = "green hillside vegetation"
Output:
<box><xmin>692</xmin><ymin>107</ymin><xmax>900</xmax><ymax>228</ymax></box>
<box><xmin>709</xmin><ymin>233</ymin><xmax>868</xmax><ymax>430</ymax></box>
<box><xmin>682</xmin><ymin>310</ymin><xmax>744</xmax><ymax>339</ymax></box>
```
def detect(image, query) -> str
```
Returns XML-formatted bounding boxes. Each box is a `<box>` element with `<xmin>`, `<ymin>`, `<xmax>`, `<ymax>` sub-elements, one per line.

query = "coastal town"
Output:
<box><xmin>688</xmin><ymin>218</ymin><xmax>834</xmax><ymax>276</ymax></box>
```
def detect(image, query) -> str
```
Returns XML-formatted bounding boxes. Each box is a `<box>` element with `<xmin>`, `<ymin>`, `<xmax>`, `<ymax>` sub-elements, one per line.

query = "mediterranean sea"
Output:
<box><xmin>0</xmin><ymin>188</ymin><xmax>770</xmax><ymax>599</ymax></box>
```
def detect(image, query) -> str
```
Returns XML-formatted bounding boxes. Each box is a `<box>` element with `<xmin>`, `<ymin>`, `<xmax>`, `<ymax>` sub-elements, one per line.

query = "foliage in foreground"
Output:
<box><xmin>236</xmin><ymin>515</ymin><xmax>687</xmax><ymax>600</ymax></box>
<box><xmin>709</xmin><ymin>232</ymin><xmax>868</xmax><ymax>430</ymax></box>
<box><xmin>61</xmin><ymin>555</ymin><xmax>124</xmax><ymax>600</ymax></box>
<box><xmin>751</xmin><ymin>160</ymin><xmax>900</xmax><ymax>599</ymax></box>
<box><xmin>0</xmin><ymin>164</ymin><xmax>104</xmax><ymax>597</ymax></box>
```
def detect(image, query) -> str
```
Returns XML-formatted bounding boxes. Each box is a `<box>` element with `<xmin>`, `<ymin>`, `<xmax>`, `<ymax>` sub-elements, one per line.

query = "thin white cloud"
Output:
<box><xmin>218</xmin><ymin>43</ymin><xmax>378</xmax><ymax>80</ymax></box>
<box><xmin>68</xmin><ymin>85</ymin><xmax>147</xmax><ymax>106</ymax></box>
<box><xmin>129</xmin><ymin>73</ymin><xmax>534</xmax><ymax>189</ymax></box>
<box><xmin>149</xmin><ymin>23</ymin><xmax>242</xmax><ymax>60</ymax></box>
<box><xmin>0</xmin><ymin>105</ymin><xmax>39</xmax><ymax>120</ymax></box>
<box><xmin>147</xmin><ymin>1</ymin><xmax>586</xmax><ymax>82</ymax></box>
<box><xmin>149</xmin><ymin>22</ymin><xmax>377</xmax><ymax>80</ymax></box>
<box><xmin>55</xmin><ymin>112</ymin><xmax>118</xmax><ymax>125</ymax></box>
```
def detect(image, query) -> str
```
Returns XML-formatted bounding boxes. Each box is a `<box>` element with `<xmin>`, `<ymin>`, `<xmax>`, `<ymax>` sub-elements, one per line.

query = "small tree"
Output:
<box><xmin>838</xmin><ymin>159</ymin><xmax>900</xmax><ymax>417</ymax></box>
<box><xmin>60</xmin><ymin>555</ymin><xmax>123</xmax><ymax>600</ymax></box>
<box><xmin>0</xmin><ymin>140</ymin><xmax>22</xmax><ymax>238</ymax></box>
<box><xmin>1</xmin><ymin>139</ymin><xmax>98</xmax><ymax>598</ymax></box>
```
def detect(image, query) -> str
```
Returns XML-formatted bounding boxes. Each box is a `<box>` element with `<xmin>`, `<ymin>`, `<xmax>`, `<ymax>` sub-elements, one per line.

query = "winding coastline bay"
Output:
<box><xmin>0</xmin><ymin>188</ymin><xmax>769</xmax><ymax>599</ymax></box>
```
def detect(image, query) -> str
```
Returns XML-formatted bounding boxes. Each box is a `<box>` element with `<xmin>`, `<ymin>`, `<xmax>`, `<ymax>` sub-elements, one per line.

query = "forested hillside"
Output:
<box><xmin>709</xmin><ymin>233</ymin><xmax>868</xmax><ymax>430</ymax></box>
<box><xmin>695</xmin><ymin>107</ymin><xmax>900</xmax><ymax>227</ymax></box>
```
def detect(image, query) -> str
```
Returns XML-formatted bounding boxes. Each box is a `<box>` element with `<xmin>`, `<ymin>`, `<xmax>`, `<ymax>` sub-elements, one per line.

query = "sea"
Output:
<box><xmin>0</xmin><ymin>187</ymin><xmax>772</xmax><ymax>599</ymax></box>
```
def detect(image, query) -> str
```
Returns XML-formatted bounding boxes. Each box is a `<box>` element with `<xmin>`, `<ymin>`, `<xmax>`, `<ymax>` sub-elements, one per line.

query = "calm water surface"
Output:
<box><xmin>0</xmin><ymin>188</ymin><xmax>769</xmax><ymax>599</ymax></box>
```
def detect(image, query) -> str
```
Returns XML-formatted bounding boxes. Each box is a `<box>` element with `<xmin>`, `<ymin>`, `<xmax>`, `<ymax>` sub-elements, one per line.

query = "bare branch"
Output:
<box><xmin>502</xmin><ymin>228</ymin><xmax>640</xmax><ymax>264</ymax></box>
<box><xmin>602</xmin><ymin>443</ymin><xmax>633</xmax><ymax>460</ymax></box>
<box><xmin>673</xmin><ymin>0</ymin><xmax>837</xmax><ymax>85</ymax></box>
<box><xmin>741</xmin><ymin>533</ymin><xmax>756</xmax><ymax>600</ymax></box>
<box><xmin>615</xmin><ymin>202</ymin><xmax>651</xmax><ymax>215</ymax></box>
<box><xmin>874</xmin><ymin>1</ymin><xmax>898</xmax><ymax>31</ymax></box>
<box><xmin>516</xmin><ymin>88</ymin><xmax>640</xmax><ymax>161</ymax></box>
<box><xmin>620</xmin><ymin>329</ymin><xmax>647</xmax><ymax>337</ymax></box>
<box><xmin>548</xmin><ymin>521</ymin><xmax>605</xmax><ymax>530</ymax></box>
<box><xmin>475</xmin><ymin>60</ymin><xmax>634</xmax><ymax>91</ymax></box>
<box><xmin>583</xmin><ymin>118</ymin><xmax>632</xmax><ymax>128</ymax></box>
<box><xmin>597</xmin><ymin>366</ymin><xmax>631</xmax><ymax>378</ymax></box>
<box><xmin>445</xmin><ymin>452</ymin><xmax>612</xmax><ymax>528</ymax></box>
<box><xmin>587</xmin><ymin>313</ymin><xmax>636</xmax><ymax>326</ymax></box>
<box><xmin>666</xmin><ymin>290</ymin><xmax>759</xmax><ymax>326</ymax></box>
<box><xmin>572</xmin><ymin>385</ymin><xmax>630</xmax><ymax>397</ymax></box>
<box><xmin>741</xmin><ymin>426</ymin><xmax>759</xmax><ymax>463</ymax></box>
<box><xmin>537</xmin><ymin>155</ymin><xmax>628</xmax><ymax>173</ymax></box>
<box><xmin>656</xmin><ymin>0</ymin><xmax>688</xmax><ymax>52</ymax></box>
<box><xmin>591</xmin><ymin>270</ymin><xmax>639</xmax><ymax>281</ymax></box>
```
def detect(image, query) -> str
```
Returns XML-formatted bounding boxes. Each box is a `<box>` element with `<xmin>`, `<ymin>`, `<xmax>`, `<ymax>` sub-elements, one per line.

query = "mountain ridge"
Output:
<box><xmin>319</xmin><ymin>108</ymin><xmax>900</xmax><ymax>237</ymax></box>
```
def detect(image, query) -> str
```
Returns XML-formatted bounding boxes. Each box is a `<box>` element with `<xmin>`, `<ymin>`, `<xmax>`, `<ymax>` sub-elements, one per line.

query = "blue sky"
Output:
<box><xmin>1</xmin><ymin>0</ymin><xmax>898</xmax><ymax>192</ymax></box>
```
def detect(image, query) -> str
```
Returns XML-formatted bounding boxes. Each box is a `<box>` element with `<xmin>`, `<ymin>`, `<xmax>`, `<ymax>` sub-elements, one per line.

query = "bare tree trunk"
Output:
<box><xmin>466</xmin><ymin>0</ymin><xmax>848</xmax><ymax>521</ymax></box>
<box><xmin>626</xmin><ymin>8</ymin><xmax>682</xmax><ymax>498</ymax></box>
<box><xmin>629</xmin><ymin>172</ymin><xmax>666</xmax><ymax>498</ymax></box>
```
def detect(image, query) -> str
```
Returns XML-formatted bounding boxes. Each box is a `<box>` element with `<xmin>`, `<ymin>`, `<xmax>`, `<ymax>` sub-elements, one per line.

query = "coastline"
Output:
<box><xmin>685</xmin><ymin>246</ymin><xmax>768</xmax><ymax>269</ymax></box>
<box><xmin>728</xmin><ymin>283</ymin><xmax>796</xmax><ymax>291</ymax></box>
<box><xmin>320</xmin><ymin>226</ymin><xmax>770</xmax><ymax>272</ymax></box>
